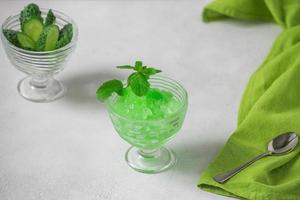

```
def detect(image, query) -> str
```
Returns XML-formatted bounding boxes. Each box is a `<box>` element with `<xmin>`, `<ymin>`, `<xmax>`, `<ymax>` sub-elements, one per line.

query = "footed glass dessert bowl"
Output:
<box><xmin>1</xmin><ymin>9</ymin><xmax>77</xmax><ymax>102</ymax></box>
<box><xmin>106</xmin><ymin>76</ymin><xmax>188</xmax><ymax>173</ymax></box>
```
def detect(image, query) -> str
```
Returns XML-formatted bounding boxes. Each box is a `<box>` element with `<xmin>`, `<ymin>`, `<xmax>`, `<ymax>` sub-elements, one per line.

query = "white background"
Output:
<box><xmin>0</xmin><ymin>0</ymin><xmax>280</xmax><ymax>199</ymax></box>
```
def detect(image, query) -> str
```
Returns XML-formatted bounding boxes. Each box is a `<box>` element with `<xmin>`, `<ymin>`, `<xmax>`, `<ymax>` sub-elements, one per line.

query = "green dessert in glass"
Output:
<box><xmin>97</xmin><ymin>61</ymin><xmax>188</xmax><ymax>173</ymax></box>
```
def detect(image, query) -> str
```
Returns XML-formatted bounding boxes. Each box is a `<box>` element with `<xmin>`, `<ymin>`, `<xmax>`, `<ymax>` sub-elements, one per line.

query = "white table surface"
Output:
<box><xmin>0</xmin><ymin>0</ymin><xmax>280</xmax><ymax>199</ymax></box>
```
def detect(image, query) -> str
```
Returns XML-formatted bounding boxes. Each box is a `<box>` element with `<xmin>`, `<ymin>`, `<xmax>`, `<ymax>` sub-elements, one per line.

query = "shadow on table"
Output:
<box><xmin>61</xmin><ymin>69</ymin><xmax>124</xmax><ymax>108</ymax></box>
<box><xmin>171</xmin><ymin>137</ymin><xmax>224</xmax><ymax>177</ymax></box>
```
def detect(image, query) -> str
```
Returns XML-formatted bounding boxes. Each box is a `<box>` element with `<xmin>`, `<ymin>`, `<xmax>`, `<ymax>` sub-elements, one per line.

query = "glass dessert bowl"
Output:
<box><xmin>106</xmin><ymin>76</ymin><xmax>188</xmax><ymax>173</ymax></box>
<box><xmin>1</xmin><ymin>9</ymin><xmax>78</xmax><ymax>102</ymax></box>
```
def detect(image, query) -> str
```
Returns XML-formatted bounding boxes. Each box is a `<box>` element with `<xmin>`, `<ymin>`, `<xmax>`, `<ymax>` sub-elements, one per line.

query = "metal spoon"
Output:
<box><xmin>213</xmin><ymin>132</ymin><xmax>298</xmax><ymax>184</ymax></box>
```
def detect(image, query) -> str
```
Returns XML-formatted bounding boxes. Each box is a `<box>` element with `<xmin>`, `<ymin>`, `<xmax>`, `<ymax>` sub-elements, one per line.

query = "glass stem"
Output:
<box><xmin>138</xmin><ymin>148</ymin><xmax>161</xmax><ymax>158</ymax></box>
<box><xmin>30</xmin><ymin>73</ymin><xmax>51</xmax><ymax>89</ymax></box>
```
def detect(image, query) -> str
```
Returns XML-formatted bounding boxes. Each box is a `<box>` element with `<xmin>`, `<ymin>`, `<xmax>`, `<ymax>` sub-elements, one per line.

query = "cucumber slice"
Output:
<box><xmin>36</xmin><ymin>25</ymin><xmax>59</xmax><ymax>51</ymax></box>
<box><xmin>56</xmin><ymin>23</ymin><xmax>73</xmax><ymax>49</ymax></box>
<box><xmin>23</xmin><ymin>18</ymin><xmax>43</xmax><ymax>42</ymax></box>
<box><xmin>3</xmin><ymin>29</ymin><xmax>20</xmax><ymax>47</ymax></box>
<box><xmin>17</xmin><ymin>32</ymin><xmax>35</xmax><ymax>50</ymax></box>
<box><xmin>44</xmin><ymin>9</ymin><xmax>56</xmax><ymax>26</ymax></box>
<box><xmin>44</xmin><ymin>25</ymin><xmax>59</xmax><ymax>51</ymax></box>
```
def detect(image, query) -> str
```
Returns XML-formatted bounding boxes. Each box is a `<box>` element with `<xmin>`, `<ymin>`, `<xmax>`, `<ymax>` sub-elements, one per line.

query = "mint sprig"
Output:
<box><xmin>96</xmin><ymin>61</ymin><xmax>162</xmax><ymax>102</ymax></box>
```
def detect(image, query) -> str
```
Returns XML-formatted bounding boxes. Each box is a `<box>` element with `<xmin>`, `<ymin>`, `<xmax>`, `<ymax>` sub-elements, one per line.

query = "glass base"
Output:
<box><xmin>125</xmin><ymin>146</ymin><xmax>176</xmax><ymax>174</ymax></box>
<box><xmin>17</xmin><ymin>76</ymin><xmax>65</xmax><ymax>103</ymax></box>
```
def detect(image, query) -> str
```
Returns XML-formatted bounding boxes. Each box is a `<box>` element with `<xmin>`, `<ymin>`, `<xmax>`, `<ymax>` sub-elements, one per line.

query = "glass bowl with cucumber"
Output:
<box><xmin>1</xmin><ymin>3</ymin><xmax>78</xmax><ymax>102</ymax></box>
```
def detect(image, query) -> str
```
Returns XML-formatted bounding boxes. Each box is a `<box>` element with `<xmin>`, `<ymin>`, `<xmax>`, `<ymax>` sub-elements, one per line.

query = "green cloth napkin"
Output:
<box><xmin>198</xmin><ymin>1</ymin><xmax>300</xmax><ymax>199</ymax></box>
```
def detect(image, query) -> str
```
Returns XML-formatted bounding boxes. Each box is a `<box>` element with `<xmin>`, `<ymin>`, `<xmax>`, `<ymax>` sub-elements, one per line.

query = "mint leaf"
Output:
<box><xmin>117</xmin><ymin>65</ymin><xmax>134</xmax><ymax>69</ymax></box>
<box><xmin>96</xmin><ymin>79</ymin><xmax>123</xmax><ymax>102</ymax></box>
<box><xmin>128</xmin><ymin>72</ymin><xmax>150</xmax><ymax>96</ymax></box>
<box><xmin>96</xmin><ymin>60</ymin><xmax>162</xmax><ymax>102</ymax></box>
<box><xmin>134</xmin><ymin>61</ymin><xmax>143</xmax><ymax>72</ymax></box>
<box><xmin>143</xmin><ymin>68</ymin><xmax>162</xmax><ymax>76</ymax></box>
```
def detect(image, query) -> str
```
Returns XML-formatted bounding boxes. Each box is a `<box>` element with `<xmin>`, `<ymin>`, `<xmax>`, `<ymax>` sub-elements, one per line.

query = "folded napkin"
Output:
<box><xmin>198</xmin><ymin>1</ymin><xmax>300</xmax><ymax>199</ymax></box>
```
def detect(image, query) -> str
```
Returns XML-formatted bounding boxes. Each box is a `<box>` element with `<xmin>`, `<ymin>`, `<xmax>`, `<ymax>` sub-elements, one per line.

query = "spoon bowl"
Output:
<box><xmin>268</xmin><ymin>132</ymin><xmax>298</xmax><ymax>155</ymax></box>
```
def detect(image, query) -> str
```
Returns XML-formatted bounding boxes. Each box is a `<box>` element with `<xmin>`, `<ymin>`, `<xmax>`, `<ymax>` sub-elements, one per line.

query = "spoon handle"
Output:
<box><xmin>213</xmin><ymin>152</ymin><xmax>270</xmax><ymax>184</ymax></box>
